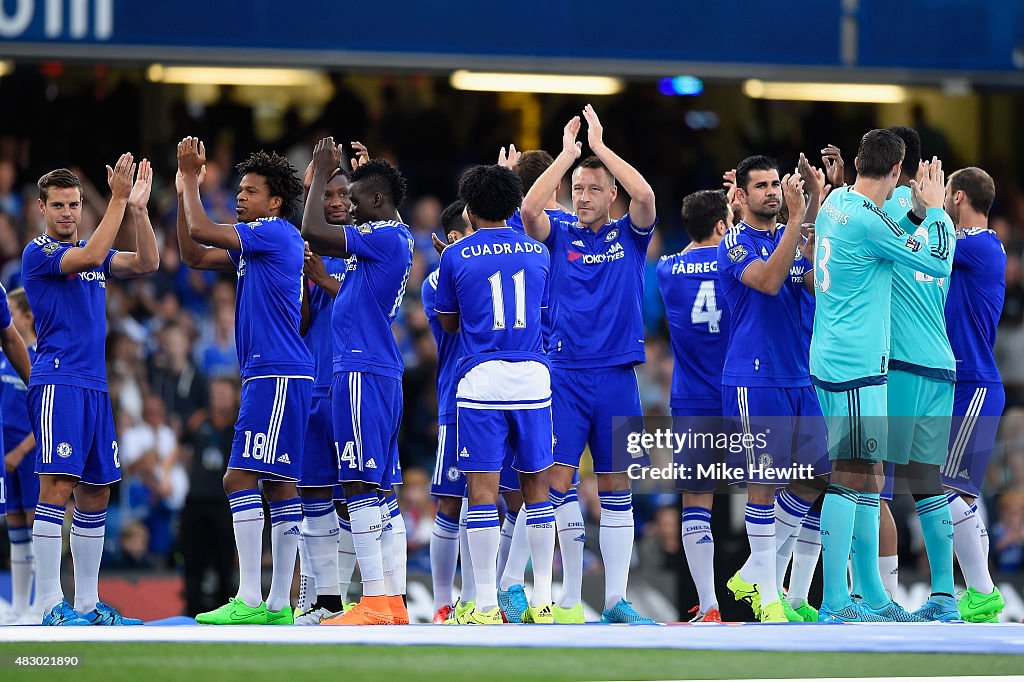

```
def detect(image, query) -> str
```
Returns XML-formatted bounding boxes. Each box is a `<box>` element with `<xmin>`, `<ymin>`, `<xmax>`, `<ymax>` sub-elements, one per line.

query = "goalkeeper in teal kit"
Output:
<box><xmin>809</xmin><ymin>129</ymin><xmax>954</xmax><ymax>622</ymax></box>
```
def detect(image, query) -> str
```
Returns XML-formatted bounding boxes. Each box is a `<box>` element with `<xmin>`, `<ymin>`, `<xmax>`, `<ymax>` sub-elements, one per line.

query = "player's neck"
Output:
<box><xmin>957</xmin><ymin>209</ymin><xmax>987</xmax><ymax>230</ymax></box>
<box><xmin>475</xmin><ymin>219</ymin><xmax>508</xmax><ymax>229</ymax></box>
<box><xmin>851</xmin><ymin>178</ymin><xmax>889</xmax><ymax>207</ymax></box>
<box><xmin>580</xmin><ymin>215</ymin><xmax>610</xmax><ymax>233</ymax></box>
<box><xmin>740</xmin><ymin>213</ymin><xmax>776</xmax><ymax>233</ymax></box>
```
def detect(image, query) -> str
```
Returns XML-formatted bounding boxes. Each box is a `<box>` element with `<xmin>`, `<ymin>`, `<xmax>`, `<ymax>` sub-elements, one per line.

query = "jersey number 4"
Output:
<box><xmin>488</xmin><ymin>270</ymin><xmax>527</xmax><ymax>331</ymax></box>
<box><xmin>691</xmin><ymin>280</ymin><xmax>722</xmax><ymax>333</ymax></box>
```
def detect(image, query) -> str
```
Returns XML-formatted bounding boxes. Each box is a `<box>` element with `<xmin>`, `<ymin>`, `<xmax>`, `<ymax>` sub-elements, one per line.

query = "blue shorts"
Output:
<box><xmin>229</xmin><ymin>376</ymin><xmax>312</xmax><ymax>481</ymax></box>
<box><xmin>3</xmin><ymin>432</ymin><xmax>38</xmax><ymax>514</ymax></box>
<box><xmin>671</xmin><ymin>406</ymin><xmax>723</xmax><ymax>493</ymax></box>
<box><xmin>385</xmin><ymin>457</ymin><xmax>403</xmax><ymax>490</ymax></box>
<box><xmin>499</xmin><ymin>446</ymin><xmax>521</xmax><ymax>492</ymax></box>
<box><xmin>881</xmin><ymin>461</ymin><xmax>896</xmax><ymax>501</ymax></box>
<box><xmin>457</xmin><ymin>406</ymin><xmax>554</xmax><ymax>475</ymax></box>
<box><xmin>300</xmin><ymin>395</ymin><xmax>338</xmax><ymax>488</ymax></box>
<box><xmin>30</xmin><ymin>385</ymin><xmax>121</xmax><ymax>485</ymax></box>
<box><xmin>552</xmin><ymin>366</ymin><xmax>650</xmax><ymax>474</ymax></box>
<box><xmin>333</xmin><ymin>371</ymin><xmax>401</xmax><ymax>490</ymax></box>
<box><xmin>722</xmin><ymin>385</ymin><xmax>830</xmax><ymax>485</ymax></box>
<box><xmin>942</xmin><ymin>382</ymin><xmax>1005</xmax><ymax>498</ymax></box>
<box><xmin>431</xmin><ymin>423</ymin><xmax>466</xmax><ymax>498</ymax></box>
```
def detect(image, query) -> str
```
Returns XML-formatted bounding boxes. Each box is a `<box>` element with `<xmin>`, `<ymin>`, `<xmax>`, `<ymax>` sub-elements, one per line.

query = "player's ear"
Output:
<box><xmin>374</xmin><ymin>192</ymin><xmax>384</xmax><ymax>208</ymax></box>
<box><xmin>853</xmin><ymin>156</ymin><xmax>860</xmax><ymax>173</ymax></box>
<box><xmin>269</xmin><ymin>195</ymin><xmax>282</xmax><ymax>214</ymax></box>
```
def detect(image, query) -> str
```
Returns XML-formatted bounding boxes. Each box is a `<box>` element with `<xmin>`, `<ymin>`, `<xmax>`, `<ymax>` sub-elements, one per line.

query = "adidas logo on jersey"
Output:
<box><xmin>365</xmin><ymin>459</ymin><xmax>377</xmax><ymax>469</ymax></box>
<box><xmin>572</xmin><ymin>240</ymin><xmax>586</xmax><ymax>247</ymax></box>
<box><xmin>459</xmin><ymin>447</ymin><xmax>469</xmax><ymax>458</ymax></box>
<box><xmin>278</xmin><ymin>453</ymin><xmax>290</xmax><ymax>464</ymax></box>
<box><xmin>696</xmin><ymin>534</ymin><xmax>713</xmax><ymax>545</ymax></box>
<box><xmin>283</xmin><ymin>525</ymin><xmax>301</xmax><ymax>536</ymax></box>
<box><xmin>958</xmin><ymin>469</ymin><xmax>970</xmax><ymax>479</ymax></box>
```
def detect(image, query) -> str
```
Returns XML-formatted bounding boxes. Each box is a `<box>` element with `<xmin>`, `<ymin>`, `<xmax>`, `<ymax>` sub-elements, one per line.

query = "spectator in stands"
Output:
<box><xmin>147</xmin><ymin>323</ymin><xmax>208</xmax><ymax>432</ymax></box>
<box><xmin>180</xmin><ymin>377</ymin><xmax>239</xmax><ymax>616</ymax></box>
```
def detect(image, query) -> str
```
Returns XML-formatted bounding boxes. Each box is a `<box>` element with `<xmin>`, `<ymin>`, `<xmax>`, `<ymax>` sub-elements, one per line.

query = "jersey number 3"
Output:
<box><xmin>816</xmin><ymin>236</ymin><xmax>832</xmax><ymax>293</ymax></box>
<box><xmin>691</xmin><ymin>280</ymin><xmax>722</xmax><ymax>333</ymax></box>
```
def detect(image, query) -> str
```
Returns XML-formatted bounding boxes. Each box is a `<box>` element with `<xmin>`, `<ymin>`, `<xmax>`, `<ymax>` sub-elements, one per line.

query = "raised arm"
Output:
<box><xmin>868</xmin><ymin>160</ymin><xmax>954</xmax><ymax>278</ymax></box>
<box><xmin>739</xmin><ymin>174</ymin><xmax>807</xmax><ymax>295</ymax></box>
<box><xmin>797</xmin><ymin>153</ymin><xmax>826</xmax><ymax>225</ymax></box>
<box><xmin>109</xmin><ymin>158</ymin><xmax>160</xmax><ymax>278</ymax></box>
<box><xmin>175</xmin><ymin>170</ymin><xmax>235</xmax><ymax>273</ymax></box>
<box><xmin>59</xmin><ymin>153</ymin><xmax>134</xmax><ymax>275</ymax></box>
<box><xmin>301</xmin><ymin>137</ymin><xmax>350</xmax><ymax>258</ymax></box>
<box><xmin>522</xmin><ymin>117</ymin><xmax>581</xmax><ymax>243</ymax></box>
<box><xmin>581</xmin><ymin>104</ymin><xmax>656</xmax><ymax>229</ymax></box>
<box><xmin>178</xmin><ymin>137</ymin><xmax>242</xmax><ymax>253</ymax></box>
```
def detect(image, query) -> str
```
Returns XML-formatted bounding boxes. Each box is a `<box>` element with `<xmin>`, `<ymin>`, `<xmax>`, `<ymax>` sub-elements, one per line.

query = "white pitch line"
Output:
<box><xmin>0</xmin><ymin>623</ymin><xmax>1023</xmax><ymax>655</ymax></box>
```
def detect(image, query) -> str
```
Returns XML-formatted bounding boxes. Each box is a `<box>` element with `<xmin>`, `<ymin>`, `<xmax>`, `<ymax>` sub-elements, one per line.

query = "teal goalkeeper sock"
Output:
<box><xmin>820</xmin><ymin>484</ymin><xmax>859</xmax><ymax>609</ymax></box>
<box><xmin>851</xmin><ymin>493</ymin><xmax>889</xmax><ymax>609</ymax></box>
<box><xmin>915</xmin><ymin>495</ymin><xmax>955</xmax><ymax>597</ymax></box>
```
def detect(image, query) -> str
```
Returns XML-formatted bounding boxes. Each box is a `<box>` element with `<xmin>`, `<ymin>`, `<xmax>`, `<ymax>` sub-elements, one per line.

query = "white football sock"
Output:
<box><xmin>553</xmin><ymin>488</ymin><xmax>585</xmax><ymax>608</ymax></box>
<box><xmin>524</xmin><ymin>501</ymin><xmax>555</xmax><ymax>606</ymax></box>
<box><xmin>228</xmin><ymin>489</ymin><xmax>265</xmax><ymax>607</ymax></box>
<box><xmin>599</xmin><ymin>491</ymin><xmax>635</xmax><ymax>610</ymax></box>
<box><xmin>949</xmin><ymin>493</ymin><xmax>995</xmax><ymax>593</ymax></box>
<box><xmin>348</xmin><ymin>493</ymin><xmax>385</xmax><ymax>597</ymax></box>
<box><xmin>681</xmin><ymin>507</ymin><xmax>718</xmax><ymax>611</ymax></box>
<box><xmin>32</xmin><ymin>504</ymin><xmax>66</xmax><ymax>612</ymax></box>
<box><xmin>430</xmin><ymin>510</ymin><xmax>460</xmax><ymax>610</ymax></box>
<box><xmin>742</xmin><ymin>503</ymin><xmax>779</xmax><ymax>607</ymax></box>
<box><xmin>266</xmin><ymin>498</ymin><xmax>302</xmax><ymax>612</ymax></box>
<box><xmin>70</xmin><ymin>508</ymin><xmax>106</xmax><ymax>613</ymax></box>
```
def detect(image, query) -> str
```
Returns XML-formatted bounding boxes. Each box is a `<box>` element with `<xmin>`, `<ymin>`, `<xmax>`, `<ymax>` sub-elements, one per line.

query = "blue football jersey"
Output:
<box><xmin>303</xmin><ymin>255</ymin><xmax>350</xmax><ymax>397</ymax></box>
<box><xmin>0</xmin><ymin>345</ymin><xmax>35</xmax><ymax>444</ymax></box>
<box><xmin>422</xmin><ymin>268</ymin><xmax>467</xmax><ymax>423</ymax></box>
<box><xmin>227</xmin><ymin>217</ymin><xmax>313</xmax><ymax>380</ymax></box>
<box><xmin>434</xmin><ymin>227</ymin><xmax>550</xmax><ymax>378</ymax></box>
<box><xmin>508</xmin><ymin>207</ymin><xmax>575</xmax><ymax>235</ymax></box>
<box><xmin>656</xmin><ymin>246</ymin><xmax>730</xmax><ymax>410</ymax></box>
<box><xmin>945</xmin><ymin>228</ymin><xmax>1006</xmax><ymax>383</ymax></box>
<box><xmin>542</xmin><ymin>213</ymin><xmax>655</xmax><ymax>369</ymax></box>
<box><xmin>22</xmin><ymin>236</ymin><xmax>117</xmax><ymax>391</ymax></box>
<box><xmin>332</xmin><ymin>220</ymin><xmax>415</xmax><ymax>380</ymax></box>
<box><xmin>717</xmin><ymin>222</ymin><xmax>811</xmax><ymax>388</ymax></box>
<box><xmin>0</xmin><ymin>283</ymin><xmax>9</xmax><ymax>330</ymax></box>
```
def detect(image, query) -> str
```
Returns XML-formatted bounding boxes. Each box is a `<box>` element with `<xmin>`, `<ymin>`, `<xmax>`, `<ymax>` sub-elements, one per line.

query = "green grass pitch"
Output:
<box><xmin>0</xmin><ymin>643</ymin><xmax>1021</xmax><ymax>681</ymax></box>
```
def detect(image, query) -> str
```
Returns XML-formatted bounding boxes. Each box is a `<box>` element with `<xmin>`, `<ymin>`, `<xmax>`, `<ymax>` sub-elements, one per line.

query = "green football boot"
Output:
<box><xmin>726</xmin><ymin>571</ymin><xmax>761</xmax><ymax>619</ymax></box>
<box><xmin>958</xmin><ymin>587</ymin><xmax>1005</xmax><ymax>623</ymax></box>
<box><xmin>196</xmin><ymin>597</ymin><xmax>267</xmax><ymax>625</ymax></box>
<box><xmin>552</xmin><ymin>603</ymin><xmax>585</xmax><ymax>624</ymax></box>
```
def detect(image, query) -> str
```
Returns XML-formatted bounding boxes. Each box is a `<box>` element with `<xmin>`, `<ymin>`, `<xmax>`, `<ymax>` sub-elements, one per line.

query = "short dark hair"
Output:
<box><xmin>440</xmin><ymin>199</ymin><xmax>468</xmax><ymax>233</ymax></box>
<box><xmin>349</xmin><ymin>159</ymin><xmax>407</xmax><ymax>208</ymax></box>
<box><xmin>458</xmin><ymin>165</ymin><xmax>523</xmax><ymax>222</ymax></box>
<box><xmin>855</xmin><ymin>129</ymin><xmax>905</xmax><ymax>179</ymax></box>
<box><xmin>235</xmin><ymin>150</ymin><xmax>303</xmax><ymax>218</ymax></box>
<box><xmin>38</xmin><ymin>168</ymin><xmax>82</xmax><ymax>201</ymax></box>
<box><xmin>516</xmin><ymin>150</ymin><xmax>555</xmax><ymax>191</ymax></box>
<box><xmin>949</xmin><ymin>167</ymin><xmax>996</xmax><ymax>216</ymax></box>
<box><xmin>735</xmin><ymin>155</ymin><xmax>779</xmax><ymax>192</ymax></box>
<box><xmin>681</xmin><ymin>190</ymin><xmax>729</xmax><ymax>243</ymax></box>
<box><xmin>7</xmin><ymin>287</ymin><xmax>29</xmax><ymax>316</ymax></box>
<box><xmin>888</xmin><ymin>126</ymin><xmax>921</xmax><ymax>179</ymax></box>
<box><xmin>574</xmin><ymin>155</ymin><xmax>615</xmax><ymax>185</ymax></box>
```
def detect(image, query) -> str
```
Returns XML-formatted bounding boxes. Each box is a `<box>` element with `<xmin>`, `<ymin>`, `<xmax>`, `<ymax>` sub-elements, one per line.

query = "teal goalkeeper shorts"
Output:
<box><xmin>886</xmin><ymin>369</ymin><xmax>954</xmax><ymax>466</ymax></box>
<box><xmin>814</xmin><ymin>383</ymin><xmax>888</xmax><ymax>463</ymax></box>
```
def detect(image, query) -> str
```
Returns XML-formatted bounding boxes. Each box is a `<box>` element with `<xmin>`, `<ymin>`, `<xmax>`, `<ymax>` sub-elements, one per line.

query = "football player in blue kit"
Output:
<box><xmin>302</xmin><ymin>137</ymin><xmax>414</xmax><ymax>626</ymax></box>
<box><xmin>435</xmin><ymin>164</ymin><xmax>556</xmax><ymax>625</ymax></box>
<box><xmin>657</xmin><ymin>189</ymin><xmax>732</xmax><ymax>622</ymax></box>
<box><xmin>293</xmin><ymin>161</ymin><xmax>356</xmax><ymax>623</ymax></box>
<box><xmin>26</xmin><ymin>158</ymin><xmax>158</xmax><ymax>625</ymax></box>
<box><xmin>0</xmin><ymin>287</ymin><xmax>40</xmax><ymax>624</ymax></box>
<box><xmin>177</xmin><ymin>139</ymin><xmax>313</xmax><ymax>625</ymax></box>
<box><xmin>521</xmin><ymin>105</ymin><xmax>657</xmax><ymax>624</ymax></box>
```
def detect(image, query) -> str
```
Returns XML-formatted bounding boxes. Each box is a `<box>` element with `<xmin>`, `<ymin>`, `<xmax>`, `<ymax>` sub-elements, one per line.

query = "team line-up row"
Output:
<box><xmin>0</xmin><ymin>106</ymin><xmax>1006</xmax><ymax>626</ymax></box>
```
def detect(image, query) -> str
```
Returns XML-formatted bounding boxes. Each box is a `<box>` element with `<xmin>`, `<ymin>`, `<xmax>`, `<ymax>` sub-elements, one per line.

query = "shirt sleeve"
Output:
<box><xmin>542</xmin><ymin>214</ymin><xmax>564</xmax><ymax>251</ymax></box>
<box><xmin>0</xmin><ymin>284</ymin><xmax>11</xmax><ymax>329</ymax></box>
<box><xmin>234</xmin><ymin>217</ymin><xmax>287</xmax><ymax>257</ymax></box>
<box><xmin>102</xmin><ymin>249</ymin><xmax>119</xmax><ymax>279</ymax></box>
<box><xmin>22</xmin><ymin>240</ymin><xmax>75</xmax><ymax>280</ymax></box>
<box><xmin>421</xmin><ymin>271</ymin><xmax>438</xmax><ymax>321</ymax></box>
<box><xmin>717</xmin><ymin>230</ymin><xmax>761</xmax><ymax>285</ymax></box>
<box><xmin>433</xmin><ymin>250</ymin><xmax>458</xmax><ymax>314</ymax></box>
<box><xmin>344</xmin><ymin>224</ymin><xmax>405</xmax><ymax>262</ymax></box>
<box><xmin>863</xmin><ymin>206</ymin><xmax>954</xmax><ymax>279</ymax></box>
<box><xmin>540</xmin><ymin>253</ymin><xmax>551</xmax><ymax>309</ymax></box>
<box><xmin>621</xmin><ymin>212</ymin><xmax>658</xmax><ymax>239</ymax></box>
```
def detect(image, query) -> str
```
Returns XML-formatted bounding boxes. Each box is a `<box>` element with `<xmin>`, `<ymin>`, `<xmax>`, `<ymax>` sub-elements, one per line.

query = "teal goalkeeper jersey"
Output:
<box><xmin>883</xmin><ymin>185</ymin><xmax>957</xmax><ymax>380</ymax></box>
<box><xmin>809</xmin><ymin>186</ymin><xmax>954</xmax><ymax>389</ymax></box>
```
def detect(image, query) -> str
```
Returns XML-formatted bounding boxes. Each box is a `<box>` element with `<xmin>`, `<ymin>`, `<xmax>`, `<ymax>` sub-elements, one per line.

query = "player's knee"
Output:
<box><xmin>596</xmin><ymin>471</ymin><xmax>630</xmax><ymax>493</ymax></box>
<box><xmin>437</xmin><ymin>496</ymin><xmax>461</xmax><ymax>519</ymax></box>
<box><xmin>548</xmin><ymin>464</ymin><xmax>575</xmax><ymax>493</ymax></box>
<box><xmin>897</xmin><ymin>462</ymin><xmax>943</xmax><ymax>500</ymax></box>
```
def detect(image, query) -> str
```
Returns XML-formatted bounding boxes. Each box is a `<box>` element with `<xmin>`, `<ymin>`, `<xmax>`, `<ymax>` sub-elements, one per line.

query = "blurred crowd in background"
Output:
<box><xmin>2</xmin><ymin>70</ymin><xmax>1024</xmax><ymax>606</ymax></box>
